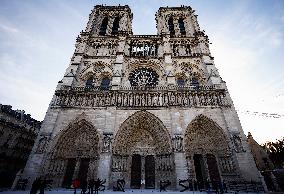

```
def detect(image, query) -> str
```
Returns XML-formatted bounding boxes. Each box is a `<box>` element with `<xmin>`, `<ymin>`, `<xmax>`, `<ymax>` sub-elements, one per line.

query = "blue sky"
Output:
<box><xmin>0</xmin><ymin>0</ymin><xmax>283</xmax><ymax>143</ymax></box>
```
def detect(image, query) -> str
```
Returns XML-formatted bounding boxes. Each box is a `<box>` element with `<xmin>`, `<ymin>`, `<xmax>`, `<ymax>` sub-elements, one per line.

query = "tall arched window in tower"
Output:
<box><xmin>100</xmin><ymin>77</ymin><xmax>111</xmax><ymax>90</ymax></box>
<box><xmin>178</xmin><ymin>18</ymin><xmax>186</xmax><ymax>35</ymax></box>
<box><xmin>176</xmin><ymin>77</ymin><xmax>185</xmax><ymax>86</ymax></box>
<box><xmin>168</xmin><ymin>17</ymin><xmax>175</xmax><ymax>36</ymax></box>
<box><xmin>99</xmin><ymin>17</ymin><xmax>108</xmax><ymax>35</ymax></box>
<box><xmin>190</xmin><ymin>77</ymin><xmax>199</xmax><ymax>88</ymax></box>
<box><xmin>112</xmin><ymin>17</ymin><xmax>120</xmax><ymax>35</ymax></box>
<box><xmin>85</xmin><ymin>76</ymin><xmax>94</xmax><ymax>88</ymax></box>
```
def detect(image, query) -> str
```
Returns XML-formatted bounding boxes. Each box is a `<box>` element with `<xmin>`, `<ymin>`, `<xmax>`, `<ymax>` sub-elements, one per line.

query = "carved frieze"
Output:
<box><xmin>157</xmin><ymin>154</ymin><xmax>174</xmax><ymax>171</ymax></box>
<box><xmin>219</xmin><ymin>156</ymin><xmax>236</xmax><ymax>173</ymax></box>
<box><xmin>52</xmin><ymin>86</ymin><xmax>230</xmax><ymax>109</ymax></box>
<box><xmin>112</xmin><ymin>155</ymin><xmax>129</xmax><ymax>172</ymax></box>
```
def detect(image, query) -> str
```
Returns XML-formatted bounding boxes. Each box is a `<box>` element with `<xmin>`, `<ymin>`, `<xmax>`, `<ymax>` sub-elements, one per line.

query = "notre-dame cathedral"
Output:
<box><xmin>21</xmin><ymin>5</ymin><xmax>264</xmax><ymax>191</ymax></box>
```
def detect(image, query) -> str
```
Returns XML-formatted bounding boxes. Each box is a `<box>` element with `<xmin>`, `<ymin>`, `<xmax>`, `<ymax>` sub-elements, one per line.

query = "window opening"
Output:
<box><xmin>168</xmin><ymin>17</ymin><xmax>175</xmax><ymax>36</ymax></box>
<box><xmin>99</xmin><ymin>17</ymin><xmax>108</xmax><ymax>35</ymax></box>
<box><xmin>112</xmin><ymin>17</ymin><xmax>120</xmax><ymax>35</ymax></box>
<box><xmin>178</xmin><ymin>18</ymin><xmax>186</xmax><ymax>35</ymax></box>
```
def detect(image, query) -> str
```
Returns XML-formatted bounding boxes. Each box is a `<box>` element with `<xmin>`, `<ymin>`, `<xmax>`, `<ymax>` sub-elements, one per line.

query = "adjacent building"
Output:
<box><xmin>247</xmin><ymin>132</ymin><xmax>283</xmax><ymax>191</ymax></box>
<box><xmin>0</xmin><ymin>104</ymin><xmax>41</xmax><ymax>189</ymax></box>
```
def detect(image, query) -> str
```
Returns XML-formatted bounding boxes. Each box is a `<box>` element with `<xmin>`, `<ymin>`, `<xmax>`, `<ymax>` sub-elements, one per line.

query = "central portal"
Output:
<box><xmin>130</xmin><ymin>154</ymin><xmax>155</xmax><ymax>189</ymax></box>
<box><xmin>112</xmin><ymin>111</ymin><xmax>173</xmax><ymax>189</ymax></box>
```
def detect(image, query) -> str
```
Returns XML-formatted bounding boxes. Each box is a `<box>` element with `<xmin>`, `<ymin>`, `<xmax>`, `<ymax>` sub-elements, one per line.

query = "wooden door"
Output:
<box><xmin>145</xmin><ymin>155</ymin><xmax>155</xmax><ymax>189</ymax></box>
<box><xmin>206</xmin><ymin>154</ymin><xmax>221</xmax><ymax>182</ymax></box>
<box><xmin>78</xmin><ymin>158</ymin><xmax>90</xmax><ymax>185</ymax></box>
<box><xmin>131</xmin><ymin>154</ymin><xmax>141</xmax><ymax>188</ymax></box>
<box><xmin>62</xmin><ymin>158</ymin><xmax>76</xmax><ymax>188</ymax></box>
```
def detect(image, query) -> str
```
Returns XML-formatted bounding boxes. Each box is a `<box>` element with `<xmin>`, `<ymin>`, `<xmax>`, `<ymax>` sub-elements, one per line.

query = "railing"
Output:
<box><xmin>52</xmin><ymin>85</ymin><xmax>230</xmax><ymax>108</ymax></box>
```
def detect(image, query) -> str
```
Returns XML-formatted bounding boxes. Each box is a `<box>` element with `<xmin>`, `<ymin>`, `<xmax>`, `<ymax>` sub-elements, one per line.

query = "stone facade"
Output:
<box><xmin>247</xmin><ymin>132</ymin><xmax>282</xmax><ymax>191</ymax></box>
<box><xmin>0</xmin><ymin>104</ymin><xmax>41</xmax><ymax>189</ymax></box>
<box><xmin>21</xmin><ymin>5</ymin><xmax>263</xmax><ymax>191</ymax></box>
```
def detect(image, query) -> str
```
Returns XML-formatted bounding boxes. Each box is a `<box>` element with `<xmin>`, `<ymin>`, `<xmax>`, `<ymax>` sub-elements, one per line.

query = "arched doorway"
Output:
<box><xmin>44</xmin><ymin>119</ymin><xmax>100</xmax><ymax>187</ymax></box>
<box><xmin>111</xmin><ymin>111</ymin><xmax>174</xmax><ymax>189</ymax></box>
<box><xmin>184</xmin><ymin>115</ymin><xmax>233</xmax><ymax>188</ymax></box>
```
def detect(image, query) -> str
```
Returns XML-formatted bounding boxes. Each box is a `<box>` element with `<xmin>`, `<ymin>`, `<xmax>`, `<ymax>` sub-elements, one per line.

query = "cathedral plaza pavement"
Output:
<box><xmin>0</xmin><ymin>190</ymin><xmax>266</xmax><ymax>194</ymax></box>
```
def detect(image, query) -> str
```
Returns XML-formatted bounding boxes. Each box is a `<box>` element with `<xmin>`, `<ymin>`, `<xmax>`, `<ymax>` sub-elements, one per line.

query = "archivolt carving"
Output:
<box><xmin>126</xmin><ymin>59</ymin><xmax>165</xmax><ymax>78</ymax></box>
<box><xmin>175</xmin><ymin>72</ymin><xmax>187</xmax><ymax>80</ymax></box>
<box><xmin>112</xmin><ymin>111</ymin><xmax>172</xmax><ymax>155</ymax></box>
<box><xmin>174</xmin><ymin>62</ymin><xmax>205</xmax><ymax>84</ymax></box>
<box><xmin>51</xmin><ymin>119</ymin><xmax>100</xmax><ymax>159</ymax></box>
<box><xmin>79</xmin><ymin>61</ymin><xmax>113</xmax><ymax>83</ymax></box>
<box><xmin>184</xmin><ymin>114</ymin><xmax>230</xmax><ymax>155</ymax></box>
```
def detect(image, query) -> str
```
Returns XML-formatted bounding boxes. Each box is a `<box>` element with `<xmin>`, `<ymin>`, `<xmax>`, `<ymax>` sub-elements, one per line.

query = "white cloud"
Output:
<box><xmin>0</xmin><ymin>23</ymin><xmax>18</xmax><ymax>33</ymax></box>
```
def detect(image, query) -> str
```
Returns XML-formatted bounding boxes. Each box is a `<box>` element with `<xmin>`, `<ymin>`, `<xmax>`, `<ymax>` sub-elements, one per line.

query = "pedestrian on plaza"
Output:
<box><xmin>72</xmin><ymin>179</ymin><xmax>80</xmax><ymax>194</ymax></box>
<box><xmin>193</xmin><ymin>179</ymin><xmax>198</xmax><ymax>191</ymax></box>
<box><xmin>206</xmin><ymin>179</ymin><xmax>211</xmax><ymax>193</ymax></box>
<box><xmin>88</xmin><ymin>179</ymin><xmax>95</xmax><ymax>194</ymax></box>
<box><xmin>30</xmin><ymin>177</ymin><xmax>41</xmax><ymax>194</ymax></box>
<box><xmin>94</xmin><ymin>178</ymin><xmax>101</xmax><ymax>194</ymax></box>
<box><xmin>39</xmin><ymin>179</ymin><xmax>46</xmax><ymax>194</ymax></box>
<box><xmin>81</xmin><ymin>180</ymin><xmax>87</xmax><ymax>194</ymax></box>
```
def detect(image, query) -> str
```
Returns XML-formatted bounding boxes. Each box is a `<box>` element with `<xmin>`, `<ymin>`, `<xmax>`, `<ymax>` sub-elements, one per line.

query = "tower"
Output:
<box><xmin>20</xmin><ymin>5</ymin><xmax>264</xmax><ymax>191</ymax></box>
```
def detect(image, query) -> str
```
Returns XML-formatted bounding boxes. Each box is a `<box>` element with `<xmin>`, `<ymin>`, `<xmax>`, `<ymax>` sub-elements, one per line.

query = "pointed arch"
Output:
<box><xmin>112</xmin><ymin>17</ymin><xmax>120</xmax><ymax>35</ymax></box>
<box><xmin>52</xmin><ymin>119</ymin><xmax>100</xmax><ymax>159</ymax></box>
<box><xmin>178</xmin><ymin>18</ymin><xmax>186</xmax><ymax>35</ymax></box>
<box><xmin>112</xmin><ymin>111</ymin><xmax>172</xmax><ymax>155</ymax></box>
<box><xmin>174</xmin><ymin>62</ymin><xmax>205</xmax><ymax>85</ymax></box>
<box><xmin>99</xmin><ymin>17</ymin><xmax>108</xmax><ymax>35</ymax></box>
<box><xmin>44</xmin><ymin>118</ymin><xmax>100</xmax><ymax>187</ymax></box>
<box><xmin>168</xmin><ymin>16</ymin><xmax>175</xmax><ymax>35</ymax></box>
<box><xmin>79</xmin><ymin>61</ymin><xmax>113</xmax><ymax>86</ymax></box>
<box><xmin>184</xmin><ymin>114</ymin><xmax>230</xmax><ymax>155</ymax></box>
<box><xmin>85</xmin><ymin>74</ymin><xmax>95</xmax><ymax>87</ymax></box>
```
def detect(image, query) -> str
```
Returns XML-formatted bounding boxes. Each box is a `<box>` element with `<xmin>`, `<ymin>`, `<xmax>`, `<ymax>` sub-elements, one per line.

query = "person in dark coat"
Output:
<box><xmin>81</xmin><ymin>180</ymin><xmax>88</xmax><ymax>194</ymax></box>
<box><xmin>30</xmin><ymin>177</ymin><xmax>41</xmax><ymax>194</ymax></box>
<box><xmin>94</xmin><ymin>178</ymin><xmax>101</xmax><ymax>194</ymax></box>
<box><xmin>88</xmin><ymin>179</ymin><xmax>95</xmax><ymax>194</ymax></box>
<box><xmin>39</xmin><ymin>179</ymin><xmax>46</xmax><ymax>194</ymax></box>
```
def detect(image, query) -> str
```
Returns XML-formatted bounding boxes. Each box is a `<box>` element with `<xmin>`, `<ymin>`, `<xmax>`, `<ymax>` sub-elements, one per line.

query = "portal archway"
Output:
<box><xmin>184</xmin><ymin>115</ymin><xmax>233</xmax><ymax>187</ymax></box>
<box><xmin>111</xmin><ymin>111</ymin><xmax>174</xmax><ymax>189</ymax></box>
<box><xmin>45</xmin><ymin>119</ymin><xmax>100</xmax><ymax>187</ymax></box>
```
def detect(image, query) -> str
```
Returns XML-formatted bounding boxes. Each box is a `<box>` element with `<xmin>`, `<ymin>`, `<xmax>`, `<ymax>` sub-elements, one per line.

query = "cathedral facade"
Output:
<box><xmin>22</xmin><ymin>5</ymin><xmax>263</xmax><ymax>190</ymax></box>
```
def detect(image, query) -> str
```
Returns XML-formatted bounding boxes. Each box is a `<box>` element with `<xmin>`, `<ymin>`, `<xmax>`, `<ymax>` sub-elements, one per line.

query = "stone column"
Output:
<box><xmin>174</xmin><ymin>152</ymin><xmax>188</xmax><ymax>190</ymax></box>
<box><xmin>203</xmin><ymin>155</ymin><xmax>210</xmax><ymax>182</ymax></box>
<box><xmin>72</xmin><ymin>158</ymin><xmax>81</xmax><ymax>180</ymax></box>
<box><xmin>106</xmin><ymin>18</ymin><xmax>114</xmax><ymax>35</ymax></box>
<box><xmin>97</xmin><ymin>153</ymin><xmax>112</xmax><ymax>188</ymax></box>
<box><xmin>112</xmin><ymin>36</ymin><xmax>125</xmax><ymax>90</ymax></box>
<box><xmin>88</xmin><ymin>158</ymin><xmax>98</xmax><ymax>180</ymax></box>
<box><xmin>187</xmin><ymin>155</ymin><xmax>195</xmax><ymax>179</ymax></box>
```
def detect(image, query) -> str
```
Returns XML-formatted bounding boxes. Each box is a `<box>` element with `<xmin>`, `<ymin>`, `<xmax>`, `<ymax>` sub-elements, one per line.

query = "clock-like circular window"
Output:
<box><xmin>129</xmin><ymin>67</ymin><xmax>159</xmax><ymax>87</ymax></box>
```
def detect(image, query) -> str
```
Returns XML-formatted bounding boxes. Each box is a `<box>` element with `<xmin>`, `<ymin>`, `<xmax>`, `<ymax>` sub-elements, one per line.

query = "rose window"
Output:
<box><xmin>129</xmin><ymin>67</ymin><xmax>159</xmax><ymax>87</ymax></box>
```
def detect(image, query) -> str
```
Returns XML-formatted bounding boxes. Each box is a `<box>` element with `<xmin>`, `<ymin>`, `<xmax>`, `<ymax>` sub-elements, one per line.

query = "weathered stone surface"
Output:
<box><xmin>20</xmin><ymin>5</ymin><xmax>263</xmax><ymax>191</ymax></box>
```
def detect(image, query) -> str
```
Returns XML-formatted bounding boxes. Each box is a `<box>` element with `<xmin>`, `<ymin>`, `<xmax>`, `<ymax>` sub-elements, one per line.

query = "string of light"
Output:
<box><xmin>237</xmin><ymin>110</ymin><xmax>284</xmax><ymax>118</ymax></box>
